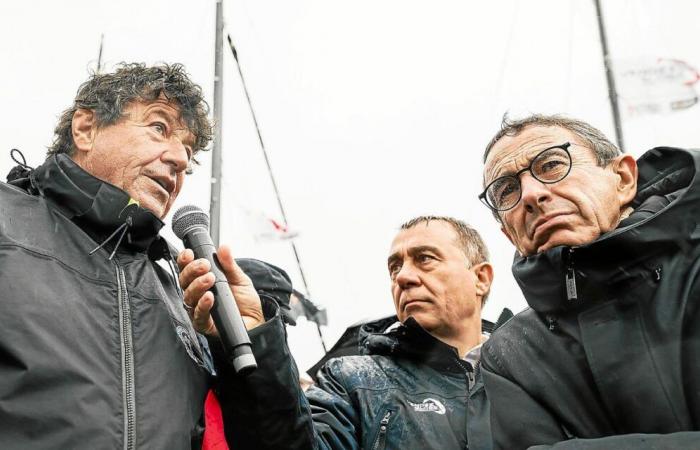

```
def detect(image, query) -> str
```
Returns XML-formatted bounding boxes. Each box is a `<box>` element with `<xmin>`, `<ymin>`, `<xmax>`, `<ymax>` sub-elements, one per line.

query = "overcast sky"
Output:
<box><xmin>2</xmin><ymin>0</ymin><xmax>700</xmax><ymax>371</ymax></box>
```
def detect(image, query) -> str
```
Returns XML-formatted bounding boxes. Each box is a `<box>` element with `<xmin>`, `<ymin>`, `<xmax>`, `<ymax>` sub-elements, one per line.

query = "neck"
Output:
<box><xmin>619</xmin><ymin>205</ymin><xmax>634</xmax><ymax>221</ymax></box>
<box><xmin>434</xmin><ymin>318</ymin><xmax>483</xmax><ymax>358</ymax></box>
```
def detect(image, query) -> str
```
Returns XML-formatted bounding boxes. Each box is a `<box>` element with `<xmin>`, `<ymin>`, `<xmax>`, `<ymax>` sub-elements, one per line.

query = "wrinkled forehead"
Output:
<box><xmin>483</xmin><ymin>125</ymin><xmax>579</xmax><ymax>184</ymax></box>
<box><xmin>389</xmin><ymin>221</ymin><xmax>461</xmax><ymax>256</ymax></box>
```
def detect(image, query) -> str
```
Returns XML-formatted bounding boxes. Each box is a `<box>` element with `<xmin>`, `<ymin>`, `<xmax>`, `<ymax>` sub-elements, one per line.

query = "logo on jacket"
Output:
<box><xmin>408</xmin><ymin>398</ymin><xmax>446</xmax><ymax>415</ymax></box>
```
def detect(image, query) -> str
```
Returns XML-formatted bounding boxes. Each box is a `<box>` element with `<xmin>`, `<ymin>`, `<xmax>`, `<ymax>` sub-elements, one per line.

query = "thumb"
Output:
<box><xmin>216</xmin><ymin>245</ymin><xmax>252</xmax><ymax>287</ymax></box>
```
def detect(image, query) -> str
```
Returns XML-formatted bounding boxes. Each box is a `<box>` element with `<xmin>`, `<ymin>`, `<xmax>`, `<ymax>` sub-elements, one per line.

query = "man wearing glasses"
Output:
<box><xmin>477</xmin><ymin>114</ymin><xmax>700</xmax><ymax>449</ymax></box>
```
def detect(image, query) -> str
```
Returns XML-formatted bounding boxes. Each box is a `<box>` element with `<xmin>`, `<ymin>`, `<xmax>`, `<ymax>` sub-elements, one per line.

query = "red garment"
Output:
<box><xmin>202</xmin><ymin>390</ymin><xmax>229</xmax><ymax>450</ymax></box>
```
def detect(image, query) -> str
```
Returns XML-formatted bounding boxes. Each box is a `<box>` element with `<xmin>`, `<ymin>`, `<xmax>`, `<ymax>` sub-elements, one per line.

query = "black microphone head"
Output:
<box><xmin>172</xmin><ymin>205</ymin><xmax>210</xmax><ymax>239</ymax></box>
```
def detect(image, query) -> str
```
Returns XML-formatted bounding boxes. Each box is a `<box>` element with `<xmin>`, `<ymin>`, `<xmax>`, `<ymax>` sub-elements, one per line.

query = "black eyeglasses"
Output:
<box><xmin>479</xmin><ymin>142</ymin><xmax>573</xmax><ymax>212</ymax></box>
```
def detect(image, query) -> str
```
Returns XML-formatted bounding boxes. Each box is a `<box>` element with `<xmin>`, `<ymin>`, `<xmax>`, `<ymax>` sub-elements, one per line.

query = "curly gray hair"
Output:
<box><xmin>47</xmin><ymin>63</ymin><xmax>213</xmax><ymax>164</ymax></box>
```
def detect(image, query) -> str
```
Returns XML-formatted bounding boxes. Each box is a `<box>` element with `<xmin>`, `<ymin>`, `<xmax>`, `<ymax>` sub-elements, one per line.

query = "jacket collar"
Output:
<box><xmin>359</xmin><ymin>315</ymin><xmax>500</xmax><ymax>373</ymax></box>
<box><xmin>30</xmin><ymin>154</ymin><xmax>165</xmax><ymax>254</ymax></box>
<box><xmin>513</xmin><ymin>147</ymin><xmax>700</xmax><ymax>314</ymax></box>
<box><xmin>360</xmin><ymin>316</ymin><xmax>463</xmax><ymax>373</ymax></box>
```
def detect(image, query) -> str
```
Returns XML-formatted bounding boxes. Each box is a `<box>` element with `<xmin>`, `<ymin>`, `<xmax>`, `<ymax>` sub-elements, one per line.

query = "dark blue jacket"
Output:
<box><xmin>217</xmin><ymin>311</ymin><xmax>493</xmax><ymax>449</ymax></box>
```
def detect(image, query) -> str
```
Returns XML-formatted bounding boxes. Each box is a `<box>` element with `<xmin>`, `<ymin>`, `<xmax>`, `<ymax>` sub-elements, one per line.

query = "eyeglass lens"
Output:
<box><xmin>487</xmin><ymin>147</ymin><xmax>571</xmax><ymax>210</ymax></box>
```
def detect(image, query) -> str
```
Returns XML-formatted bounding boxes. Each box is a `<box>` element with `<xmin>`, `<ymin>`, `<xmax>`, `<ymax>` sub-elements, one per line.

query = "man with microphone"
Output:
<box><xmin>0</xmin><ymin>63</ymin><xmax>241</xmax><ymax>449</ymax></box>
<box><xmin>178</xmin><ymin>215</ymin><xmax>502</xmax><ymax>449</ymax></box>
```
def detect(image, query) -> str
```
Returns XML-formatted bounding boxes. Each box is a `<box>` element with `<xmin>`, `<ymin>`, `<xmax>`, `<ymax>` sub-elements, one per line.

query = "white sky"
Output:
<box><xmin>2</xmin><ymin>0</ymin><xmax>700</xmax><ymax>371</ymax></box>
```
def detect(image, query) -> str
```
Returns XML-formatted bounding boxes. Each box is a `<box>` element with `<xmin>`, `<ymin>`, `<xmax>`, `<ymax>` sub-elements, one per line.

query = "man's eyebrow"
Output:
<box><xmin>388</xmin><ymin>244</ymin><xmax>443</xmax><ymax>267</ymax></box>
<box><xmin>387</xmin><ymin>253</ymin><xmax>401</xmax><ymax>267</ymax></box>
<box><xmin>143</xmin><ymin>107</ymin><xmax>178</xmax><ymax>127</ymax></box>
<box><xmin>408</xmin><ymin>245</ymin><xmax>441</xmax><ymax>256</ymax></box>
<box><xmin>489</xmin><ymin>137</ymin><xmax>557</xmax><ymax>179</ymax></box>
<box><xmin>144</xmin><ymin>106</ymin><xmax>196</xmax><ymax>148</ymax></box>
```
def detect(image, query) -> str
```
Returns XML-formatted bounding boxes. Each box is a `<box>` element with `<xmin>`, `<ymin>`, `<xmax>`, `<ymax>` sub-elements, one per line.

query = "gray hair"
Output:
<box><xmin>47</xmin><ymin>63</ymin><xmax>212</xmax><ymax>164</ymax></box>
<box><xmin>483</xmin><ymin>113</ymin><xmax>621</xmax><ymax>168</ymax></box>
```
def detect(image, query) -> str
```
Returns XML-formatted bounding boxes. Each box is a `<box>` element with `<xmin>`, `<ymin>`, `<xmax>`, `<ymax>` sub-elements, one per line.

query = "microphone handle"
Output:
<box><xmin>184</xmin><ymin>228</ymin><xmax>257</xmax><ymax>375</ymax></box>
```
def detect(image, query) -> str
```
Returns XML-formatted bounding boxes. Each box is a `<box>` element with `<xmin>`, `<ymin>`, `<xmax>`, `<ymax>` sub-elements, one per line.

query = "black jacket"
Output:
<box><xmin>481</xmin><ymin>147</ymin><xmax>700</xmax><ymax>450</ymax></box>
<box><xmin>0</xmin><ymin>155</ymin><xmax>212</xmax><ymax>449</ymax></box>
<box><xmin>217</xmin><ymin>310</ymin><xmax>493</xmax><ymax>449</ymax></box>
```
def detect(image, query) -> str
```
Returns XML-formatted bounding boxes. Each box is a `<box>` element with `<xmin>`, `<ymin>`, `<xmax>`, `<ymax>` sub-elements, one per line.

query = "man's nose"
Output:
<box><xmin>395</xmin><ymin>263</ymin><xmax>420</xmax><ymax>289</ymax></box>
<box><xmin>162</xmin><ymin>139</ymin><xmax>190</xmax><ymax>173</ymax></box>
<box><xmin>519</xmin><ymin>172</ymin><xmax>551</xmax><ymax>213</ymax></box>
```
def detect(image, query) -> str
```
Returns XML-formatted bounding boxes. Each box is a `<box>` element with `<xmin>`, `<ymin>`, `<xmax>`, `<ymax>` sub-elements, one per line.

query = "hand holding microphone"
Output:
<box><xmin>173</xmin><ymin>205</ymin><xmax>261</xmax><ymax>375</ymax></box>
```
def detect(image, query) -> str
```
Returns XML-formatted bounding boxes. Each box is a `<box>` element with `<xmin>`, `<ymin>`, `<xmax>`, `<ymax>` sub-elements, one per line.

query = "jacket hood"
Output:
<box><xmin>28</xmin><ymin>154</ymin><xmax>165</xmax><ymax>254</ymax></box>
<box><xmin>513</xmin><ymin>147</ymin><xmax>700</xmax><ymax>314</ymax></box>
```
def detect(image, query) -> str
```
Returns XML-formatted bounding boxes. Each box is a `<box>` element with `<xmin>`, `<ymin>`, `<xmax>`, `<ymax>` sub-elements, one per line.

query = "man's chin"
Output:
<box><xmin>132</xmin><ymin>196</ymin><xmax>168</xmax><ymax>219</ymax></box>
<box><xmin>404</xmin><ymin>312</ymin><xmax>437</xmax><ymax>331</ymax></box>
<box><xmin>533</xmin><ymin>232</ymin><xmax>592</xmax><ymax>254</ymax></box>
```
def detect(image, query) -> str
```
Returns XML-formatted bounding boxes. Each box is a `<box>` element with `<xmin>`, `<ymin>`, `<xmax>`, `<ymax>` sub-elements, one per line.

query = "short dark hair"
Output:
<box><xmin>400</xmin><ymin>216</ymin><xmax>491</xmax><ymax>304</ymax></box>
<box><xmin>47</xmin><ymin>63</ymin><xmax>213</xmax><ymax>163</ymax></box>
<box><xmin>483</xmin><ymin>113</ymin><xmax>621</xmax><ymax>168</ymax></box>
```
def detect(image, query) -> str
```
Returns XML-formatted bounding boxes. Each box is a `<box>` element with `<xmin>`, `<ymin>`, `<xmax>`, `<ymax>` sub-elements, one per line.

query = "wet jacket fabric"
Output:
<box><xmin>217</xmin><ymin>310</ymin><xmax>492</xmax><ymax>450</ymax></box>
<box><xmin>480</xmin><ymin>147</ymin><xmax>700</xmax><ymax>450</ymax></box>
<box><xmin>0</xmin><ymin>154</ymin><xmax>213</xmax><ymax>449</ymax></box>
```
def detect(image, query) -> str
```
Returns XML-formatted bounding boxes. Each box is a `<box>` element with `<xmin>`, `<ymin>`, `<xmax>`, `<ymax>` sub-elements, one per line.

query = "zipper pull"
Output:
<box><xmin>565</xmin><ymin>249</ymin><xmax>577</xmax><ymax>301</ymax></box>
<box><xmin>464</xmin><ymin>362</ymin><xmax>475</xmax><ymax>388</ymax></box>
<box><xmin>372</xmin><ymin>411</ymin><xmax>393</xmax><ymax>450</ymax></box>
<box><xmin>380</xmin><ymin>411</ymin><xmax>392</xmax><ymax>427</ymax></box>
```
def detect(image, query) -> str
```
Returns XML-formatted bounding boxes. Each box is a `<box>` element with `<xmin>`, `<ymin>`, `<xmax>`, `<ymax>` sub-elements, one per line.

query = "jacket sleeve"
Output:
<box><xmin>212</xmin><ymin>302</ymin><xmax>359</xmax><ymax>450</ymax></box>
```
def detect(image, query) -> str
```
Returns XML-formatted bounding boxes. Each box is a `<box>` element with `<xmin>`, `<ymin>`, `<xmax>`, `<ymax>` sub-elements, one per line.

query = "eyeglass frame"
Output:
<box><xmin>478</xmin><ymin>142</ymin><xmax>573</xmax><ymax>213</ymax></box>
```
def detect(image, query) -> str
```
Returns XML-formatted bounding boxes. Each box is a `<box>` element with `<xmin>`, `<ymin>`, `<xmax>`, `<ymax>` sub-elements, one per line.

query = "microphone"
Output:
<box><xmin>172</xmin><ymin>205</ymin><xmax>257</xmax><ymax>375</ymax></box>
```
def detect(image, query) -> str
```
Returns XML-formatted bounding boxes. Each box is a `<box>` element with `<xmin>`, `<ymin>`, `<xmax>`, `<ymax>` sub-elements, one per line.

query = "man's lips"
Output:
<box><xmin>147</xmin><ymin>175</ymin><xmax>175</xmax><ymax>195</ymax></box>
<box><xmin>529</xmin><ymin>212</ymin><xmax>570</xmax><ymax>240</ymax></box>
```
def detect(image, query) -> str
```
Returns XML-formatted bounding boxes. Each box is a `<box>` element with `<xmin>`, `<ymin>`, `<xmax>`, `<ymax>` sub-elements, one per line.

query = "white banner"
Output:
<box><xmin>615</xmin><ymin>57</ymin><xmax>700</xmax><ymax>116</ymax></box>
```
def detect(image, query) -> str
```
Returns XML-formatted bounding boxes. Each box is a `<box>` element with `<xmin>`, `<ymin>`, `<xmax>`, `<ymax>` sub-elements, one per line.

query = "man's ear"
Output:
<box><xmin>472</xmin><ymin>262</ymin><xmax>494</xmax><ymax>298</ymax></box>
<box><xmin>71</xmin><ymin>109</ymin><xmax>97</xmax><ymax>154</ymax></box>
<box><xmin>613</xmin><ymin>154</ymin><xmax>638</xmax><ymax>207</ymax></box>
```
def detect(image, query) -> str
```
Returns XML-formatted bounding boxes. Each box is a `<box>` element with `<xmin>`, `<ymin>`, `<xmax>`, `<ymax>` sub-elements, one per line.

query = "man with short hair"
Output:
<box><xmin>0</xmin><ymin>63</ymin><xmax>219</xmax><ymax>449</ymax></box>
<box><xmin>479</xmin><ymin>114</ymin><xmax>700</xmax><ymax>449</ymax></box>
<box><xmin>178</xmin><ymin>215</ymin><xmax>499</xmax><ymax>449</ymax></box>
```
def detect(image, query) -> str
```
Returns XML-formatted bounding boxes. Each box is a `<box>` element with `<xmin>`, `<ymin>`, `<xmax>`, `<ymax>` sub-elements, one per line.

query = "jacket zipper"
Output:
<box><xmin>116</xmin><ymin>263</ymin><xmax>136</xmax><ymax>450</ymax></box>
<box><xmin>565</xmin><ymin>248</ymin><xmax>577</xmax><ymax>301</ymax></box>
<box><xmin>371</xmin><ymin>410</ymin><xmax>393</xmax><ymax>450</ymax></box>
<box><xmin>458</xmin><ymin>359</ymin><xmax>474</xmax><ymax>449</ymax></box>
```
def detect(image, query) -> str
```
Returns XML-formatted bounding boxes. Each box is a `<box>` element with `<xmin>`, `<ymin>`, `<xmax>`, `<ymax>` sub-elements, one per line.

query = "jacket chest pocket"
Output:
<box><xmin>369</xmin><ymin>408</ymin><xmax>397</xmax><ymax>450</ymax></box>
<box><xmin>365</xmin><ymin>396</ymin><xmax>462</xmax><ymax>450</ymax></box>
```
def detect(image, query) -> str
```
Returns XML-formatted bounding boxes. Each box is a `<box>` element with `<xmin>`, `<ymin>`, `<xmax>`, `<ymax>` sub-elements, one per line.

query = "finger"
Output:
<box><xmin>179</xmin><ymin>258</ymin><xmax>212</xmax><ymax>292</ymax></box>
<box><xmin>176</xmin><ymin>248</ymin><xmax>194</xmax><ymax>271</ymax></box>
<box><xmin>193</xmin><ymin>291</ymin><xmax>217</xmax><ymax>335</ymax></box>
<box><xmin>216</xmin><ymin>245</ymin><xmax>252</xmax><ymax>287</ymax></box>
<box><xmin>183</xmin><ymin>272</ymin><xmax>215</xmax><ymax>310</ymax></box>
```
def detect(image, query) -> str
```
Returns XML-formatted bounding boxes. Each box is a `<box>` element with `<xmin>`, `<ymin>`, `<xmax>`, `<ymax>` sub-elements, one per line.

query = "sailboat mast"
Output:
<box><xmin>96</xmin><ymin>34</ymin><xmax>104</xmax><ymax>74</ymax></box>
<box><xmin>209</xmin><ymin>0</ymin><xmax>225</xmax><ymax>245</ymax></box>
<box><xmin>225</xmin><ymin>34</ymin><xmax>326</xmax><ymax>351</ymax></box>
<box><xmin>593</xmin><ymin>0</ymin><xmax>626</xmax><ymax>152</ymax></box>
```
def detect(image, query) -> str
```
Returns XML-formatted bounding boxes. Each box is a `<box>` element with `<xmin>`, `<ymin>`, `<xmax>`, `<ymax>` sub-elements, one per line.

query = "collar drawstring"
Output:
<box><xmin>7</xmin><ymin>149</ymin><xmax>36</xmax><ymax>188</ymax></box>
<box><xmin>10</xmin><ymin>148</ymin><xmax>33</xmax><ymax>170</ymax></box>
<box><xmin>89</xmin><ymin>215</ymin><xmax>133</xmax><ymax>260</ymax></box>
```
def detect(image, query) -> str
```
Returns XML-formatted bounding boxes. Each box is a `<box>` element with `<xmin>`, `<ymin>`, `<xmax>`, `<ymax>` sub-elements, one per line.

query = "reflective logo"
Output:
<box><xmin>176</xmin><ymin>324</ymin><xmax>205</xmax><ymax>368</ymax></box>
<box><xmin>408</xmin><ymin>398</ymin><xmax>446</xmax><ymax>415</ymax></box>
